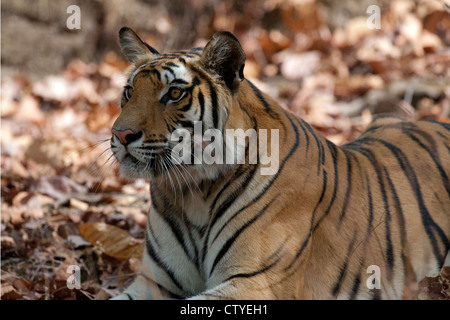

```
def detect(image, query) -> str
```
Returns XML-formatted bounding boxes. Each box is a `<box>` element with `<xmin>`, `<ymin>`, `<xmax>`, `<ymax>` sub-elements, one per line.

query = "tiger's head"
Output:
<box><xmin>111</xmin><ymin>27</ymin><xmax>246</xmax><ymax>180</ymax></box>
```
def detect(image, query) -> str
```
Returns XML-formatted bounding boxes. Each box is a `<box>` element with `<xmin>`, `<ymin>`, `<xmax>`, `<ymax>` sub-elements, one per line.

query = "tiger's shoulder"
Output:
<box><xmin>351</xmin><ymin>114</ymin><xmax>450</xmax><ymax>146</ymax></box>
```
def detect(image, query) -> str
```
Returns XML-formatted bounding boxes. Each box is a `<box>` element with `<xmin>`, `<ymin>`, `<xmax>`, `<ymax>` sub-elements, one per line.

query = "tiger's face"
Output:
<box><xmin>111</xmin><ymin>28</ymin><xmax>245</xmax><ymax>179</ymax></box>
<box><xmin>111</xmin><ymin>53</ymin><xmax>202</xmax><ymax>179</ymax></box>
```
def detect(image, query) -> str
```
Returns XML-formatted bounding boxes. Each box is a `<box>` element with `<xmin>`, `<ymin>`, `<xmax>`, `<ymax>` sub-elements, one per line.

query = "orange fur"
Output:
<box><xmin>110</xmin><ymin>28</ymin><xmax>450</xmax><ymax>300</ymax></box>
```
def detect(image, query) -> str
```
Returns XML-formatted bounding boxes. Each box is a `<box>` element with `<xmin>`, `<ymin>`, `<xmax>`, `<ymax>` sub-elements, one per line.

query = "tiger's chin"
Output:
<box><xmin>117</xmin><ymin>154</ymin><xmax>230</xmax><ymax>184</ymax></box>
<box><xmin>116</xmin><ymin>154</ymin><xmax>155</xmax><ymax>180</ymax></box>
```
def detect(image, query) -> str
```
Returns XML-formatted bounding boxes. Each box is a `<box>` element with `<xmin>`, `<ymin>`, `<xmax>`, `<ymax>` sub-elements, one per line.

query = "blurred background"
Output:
<box><xmin>3</xmin><ymin>0</ymin><xmax>450</xmax><ymax>141</ymax></box>
<box><xmin>1</xmin><ymin>0</ymin><xmax>450</xmax><ymax>300</ymax></box>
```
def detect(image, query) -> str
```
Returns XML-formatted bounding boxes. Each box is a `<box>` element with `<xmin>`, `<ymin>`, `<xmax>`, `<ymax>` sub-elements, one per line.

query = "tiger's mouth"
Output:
<box><xmin>113</xmin><ymin>145</ymin><xmax>186</xmax><ymax>179</ymax></box>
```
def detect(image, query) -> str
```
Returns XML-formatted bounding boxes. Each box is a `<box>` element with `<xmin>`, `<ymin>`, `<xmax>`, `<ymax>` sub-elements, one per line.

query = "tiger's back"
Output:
<box><xmin>303</xmin><ymin>116</ymin><xmax>450</xmax><ymax>299</ymax></box>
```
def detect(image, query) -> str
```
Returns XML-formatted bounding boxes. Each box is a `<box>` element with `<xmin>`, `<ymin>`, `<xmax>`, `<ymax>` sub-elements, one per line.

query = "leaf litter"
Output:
<box><xmin>1</xmin><ymin>0</ymin><xmax>450</xmax><ymax>300</ymax></box>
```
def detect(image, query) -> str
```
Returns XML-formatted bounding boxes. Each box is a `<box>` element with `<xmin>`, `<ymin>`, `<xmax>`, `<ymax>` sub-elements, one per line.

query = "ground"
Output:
<box><xmin>1</xmin><ymin>0</ymin><xmax>450</xmax><ymax>300</ymax></box>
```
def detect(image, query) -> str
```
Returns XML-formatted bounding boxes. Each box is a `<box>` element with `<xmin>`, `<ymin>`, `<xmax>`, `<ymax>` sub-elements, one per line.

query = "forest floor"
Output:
<box><xmin>1</xmin><ymin>0</ymin><xmax>450</xmax><ymax>300</ymax></box>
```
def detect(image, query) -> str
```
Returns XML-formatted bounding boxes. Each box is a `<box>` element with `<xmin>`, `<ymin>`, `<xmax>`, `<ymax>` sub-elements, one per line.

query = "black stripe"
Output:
<box><xmin>138</xmin><ymin>68</ymin><xmax>161</xmax><ymax>82</ymax></box>
<box><xmin>322</xmin><ymin>140</ymin><xmax>339</xmax><ymax>217</ymax></box>
<box><xmin>180</xmin><ymin>102</ymin><xmax>192</xmax><ymax>113</ymax></box>
<box><xmin>366</xmin><ymin>178</ymin><xmax>374</xmax><ymax>234</ymax></box>
<box><xmin>285</xmin><ymin>169</ymin><xmax>327</xmax><ymax>271</ymax></box>
<box><xmin>425</xmin><ymin>119</ymin><xmax>450</xmax><ymax>131</ymax></box>
<box><xmin>445</xmin><ymin>142</ymin><xmax>450</xmax><ymax>154</ymax></box>
<box><xmin>158</xmin><ymin>284</ymin><xmax>184</xmax><ymax>299</ymax></box>
<box><xmin>338</xmin><ymin>151</ymin><xmax>353</xmax><ymax>226</ymax></box>
<box><xmin>207</xmin><ymin>110</ymin><xmax>300</xmax><ymax>251</ymax></box>
<box><xmin>302</xmin><ymin>120</ymin><xmax>325</xmax><ymax>173</ymax></box>
<box><xmin>371</xmin><ymin>289</ymin><xmax>382</xmax><ymax>300</ymax></box>
<box><xmin>179</xmin><ymin>120</ymin><xmax>194</xmax><ymax>129</ymax></box>
<box><xmin>383</xmin><ymin>165</ymin><xmax>408</xmax><ymax>278</ymax></box>
<box><xmin>145</xmin><ymin>233</ymin><xmax>184</xmax><ymax>292</ymax></box>
<box><xmin>179</xmin><ymin>92</ymin><xmax>193</xmax><ymax>112</ymax></box>
<box><xmin>436</xmin><ymin>131</ymin><xmax>448</xmax><ymax>141</ymax></box>
<box><xmin>181</xmin><ymin>216</ymin><xmax>201</xmax><ymax>269</ymax></box>
<box><xmin>309</xmin><ymin>145</ymin><xmax>340</xmax><ymax>230</ymax></box>
<box><xmin>245</xmin><ymin>79</ymin><xmax>286</xmax><ymax>136</ymax></box>
<box><xmin>332</xmin><ymin>231</ymin><xmax>357</xmax><ymax>297</ymax></box>
<box><xmin>202</xmin><ymin>133</ymin><xmax>260</xmax><ymax>260</ymax></box>
<box><xmin>171</xmin><ymin>78</ymin><xmax>189</xmax><ymax>85</ymax></box>
<box><xmin>405</xmin><ymin>129</ymin><xmax>450</xmax><ymax>198</ymax></box>
<box><xmin>295</xmin><ymin>118</ymin><xmax>310</xmax><ymax>155</ymax></box>
<box><xmin>245</xmin><ymin>80</ymin><xmax>288</xmax><ymax>136</ymax></box>
<box><xmin>147</xmin><ymin>219</ymin><xmax>160</xmax><ymax>247</ymax></box>
<box><xmin>161</xmin><ymin>66</ymin><xmax>176</xmax><ymax>78</ymax></box>
<box><xmin>165</xmin><ymin>120</ymin><xmax>175</xmax><ymax>133</ymax></box>
<box><xmin>209</xmin><ymin>117</ymin><xmax>259</xmax><ymax>214</ymax></box>
<box><xmin>350</xmin><ymin>177</ymin><xmax>373</xmax><ymax>299</ymax></box>
<box><xmin>152</xmin><ymin>192</ymin><xmax>197</xmax><ymax>265</ymax></box>
<box><xmin>226</xmin><ymin>233</ymin><xmax>289</xmax><ymax>283</ymax></box>
<box><xmin>189</xmin><ymin>50</ymin><xmax>202</xmax><ymax>57</ymax></box>
<box><xmin>245</xmin><ymin>79</ymin><xmax>281</xmax><ymax>121</ymax></box>
<box><xmin>209</xmin><ymin>165</ymin><xmax>259</xmax><ymax>244</ymax></box>
<box><xmin>210</xmin><ymin>162</ymin><xmax>256</xmax><ymax>219</ymax></box>
<box><xmin>382</xmin><ymin>169</ymin><xmax>395</xmax><ymax>279</ymax></box>
<box><xmin>197</xmin><ymin>91</ymin><xmax>205</xmax><ymax>124</ymax></box>
<box><xmin>383</xmin><ymin>165</ymin><xmax>406</xmax><ymax>237</ymax></box>
<box><xmin>192</xmin><ymin>64</ymin><xmax>219</xmax><ymax>129</ymax></box>
<box><xmin>164</xmin><ymin>61</ymin><xmax>179</xmax><ymax>68</ymax></box>
<box><xmin>208</xmin><ymin>197</ymin><xmax>276</xmax><ymax>277</ymax></box>
<box><xmin>349</xmin><ymin>145</ymin><xmax>395</xmax><ymax>273</ymax></box>
<box><xmin>210</xmin><ymin>82</ymin><xmax>219</xmax><ymax>128</ymax></box>
<box><xmin>350</xmin><ymin>277</ymin><xmax>361</xmax><ymax>299</ymax></box>
<box><xmin>124</xmin><ymin>293</ymin><xmax>134</xmax><ymax>300</ymax></box>
<box><xmin>225</xmin><ymin>256</ymin><xmax>281</xmax><ymax>281</ymax></box>
<box><xmin>142</xmin><ymin>41</ymin><xmax>159</xmax><ymax>54</ymax></box>
<box><xmin>374</xmin><ymin>138</ymin><xmax>450</xmax><ymax>264</ymax></box>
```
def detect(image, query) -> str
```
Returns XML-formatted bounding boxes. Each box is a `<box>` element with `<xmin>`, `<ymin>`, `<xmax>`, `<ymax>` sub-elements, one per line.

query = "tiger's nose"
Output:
<box><xmin>111</xmin><ymin>129</ymin><xmax>142</xmax><ymax>145</ymax></box>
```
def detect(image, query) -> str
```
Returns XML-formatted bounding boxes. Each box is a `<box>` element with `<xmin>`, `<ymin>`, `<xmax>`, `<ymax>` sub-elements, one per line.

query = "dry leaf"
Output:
<box><xmin>66</xmin><ymin>235</ymin><xmax>92</xmax><ymax>249</ymax></box>
<box><xmin>31</xmin><ymin>75</ymin><xmax>79</xmax><ymax>102</ymax></box>
<box><xmin>30</xmin><ymin>175</ymin><xmax>88</xmax><ymax>200</ymax></box>
<box><xmin>276</xmin><ymin>51</ymin><xmax>321</xmax><ymax>81</ymax></box>
<box><xmin>78</xmin><ymin>222</ymin><xmax>144</xmax><ymax>261</ymax></box>
<box><xmin>418</xmin><ymin>267</ymin><xmax>450</xmax><ymax>300</ymax></box>
<box><xmin>12</xmin><ymin>192</ymin><xmax>54</xmax><ymax>208</ymax></box>
<box><xmin>1</xmin><ymin>235</ymin><xmax>16</xmax><ymax>249</ymax></box>
<box><xmin>1</xmin><ymin>285</ymin><xmax>23</xmax><ymax>300</ymax></box>
<box><xmin>69</xmin><ymin>198</ymin><xmax>89</xmax><ymax>211</ymax></box>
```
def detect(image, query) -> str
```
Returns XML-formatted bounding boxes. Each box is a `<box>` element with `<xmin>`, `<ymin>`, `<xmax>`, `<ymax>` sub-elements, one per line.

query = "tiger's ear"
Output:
<box><xmin>201</xmin><ymin>31</ymin><xmax>246</xmax><ymax>91</ymax></box>
<box><xmin>119</xmin><ymin>27</ymin><xmax>159</xmax><ymax>63</ymax></box>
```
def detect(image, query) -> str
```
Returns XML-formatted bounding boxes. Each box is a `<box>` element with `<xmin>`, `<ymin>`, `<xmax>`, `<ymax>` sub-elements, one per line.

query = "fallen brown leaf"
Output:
<box><xmin>78</xmin><ymin>222</ymin><xmax>144</xmax><ymax>261</ymax></box>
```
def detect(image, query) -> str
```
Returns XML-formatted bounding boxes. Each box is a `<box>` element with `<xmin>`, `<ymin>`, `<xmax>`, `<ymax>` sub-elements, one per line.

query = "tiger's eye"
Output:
<box><xmin>169</xmin><ymin>87</ymin><xmax>182</xmax><ymax>100</ymax></box>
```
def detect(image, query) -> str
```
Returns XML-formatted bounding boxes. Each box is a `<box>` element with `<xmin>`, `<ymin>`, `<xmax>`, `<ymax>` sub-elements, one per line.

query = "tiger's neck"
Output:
<box><xmin>150</xmin><ymin>78</ymin><xmax>345</xmax><ymax>243</ymax></box>
<box><xmin>149</xmin><ymin>79</ymin><xmax>343</xmax><ymax>223</ymax></box>
<box><xmin>230</xmin><ymin>80</ymin><xmax>352</xmax><ymax>273</ymax></box>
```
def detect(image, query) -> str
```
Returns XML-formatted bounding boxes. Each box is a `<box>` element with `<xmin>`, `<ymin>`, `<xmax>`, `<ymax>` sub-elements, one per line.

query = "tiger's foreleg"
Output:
<box><xmin>111</xmin><ymin>254</ymin><xmax>167</xmax><ymax>300</ymax></box>
<box><xmin>188</xmin><ymin>279</ymin><xmax>277</xmax><ymax>300</ymax></box>
<box><xmin>110</xmin><ymin>276</ymin><xmax>154</xmax><ymax>300</ymax></box>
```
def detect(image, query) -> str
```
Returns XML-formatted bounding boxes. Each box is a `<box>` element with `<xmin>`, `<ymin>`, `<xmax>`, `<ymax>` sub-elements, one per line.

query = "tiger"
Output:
<box><xmin>109</xmin><ymin>27</ymin><xmax>450</xmax><ymax>300</ymax></box>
